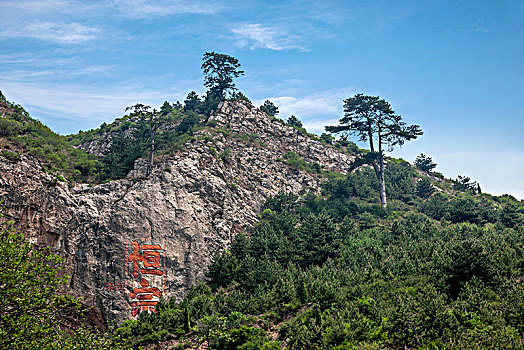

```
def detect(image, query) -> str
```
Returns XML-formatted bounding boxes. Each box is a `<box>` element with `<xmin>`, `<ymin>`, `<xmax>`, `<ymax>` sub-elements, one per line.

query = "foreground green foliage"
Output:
<box><xmin>0</xmin><ymin>212</ymin><xmax>123</xmax><ymax>349</ymax></box>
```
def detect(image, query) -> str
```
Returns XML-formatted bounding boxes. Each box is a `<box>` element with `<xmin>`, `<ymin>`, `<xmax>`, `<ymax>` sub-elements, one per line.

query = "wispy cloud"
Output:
<box><xmin>0</xmin><ymin>0</ymin><xmax>71</xmax><ymax>13</ymax></box>
<box><xmin>1</xmin><ymin>65</ymin><xmax>114</xmax><ymax>80</ymax></box>
<box><xmin>0</xmin><ymin>80</ymin><xmax>196</xmax><ymax>133</ymax></box>
<box><xmin>257</xmin><ymin>90</ymin><xmax>347</xmax><ymax>117</ymax></box>
<box><xmin>232</xmin><ymin>23</ymin><xmax>307</xmax><ymax>51</ymax></box>
<box><xmin>111</xmin><ymin>0</ymin><xmax>221</xmax><ymax>18</ymax></box>
<box><xmin>1</xmin><ymin>22</ymin><xmax>99</xmax><ymax>44</ymax></box>
<box><xmin>253</xmin><ymin>88</ymin><xmax>353</xmax><ymax>133</ymax></box>
<box><xmin>302</xmin><ymin>118</ymin><xmax>341</xmax><ymax>134</ymax></box>
<box><xmin>0</xmin><ymin>0</ymin><xmax>219</xmax><ymax>18</ymax></box>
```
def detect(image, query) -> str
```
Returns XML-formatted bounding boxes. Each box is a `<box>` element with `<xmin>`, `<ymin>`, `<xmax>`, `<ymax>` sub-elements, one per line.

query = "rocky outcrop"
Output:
<box><xmin>0</xmin><ymin>101</ymin><xmax>355</xmax><ymax>325</ymax></box>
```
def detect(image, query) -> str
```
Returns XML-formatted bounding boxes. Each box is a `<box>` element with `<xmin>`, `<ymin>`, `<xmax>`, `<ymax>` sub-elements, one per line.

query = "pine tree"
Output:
<box><xmin>201</xmin><ymin>52</ymin><xmax>244</xmax><ymax>100</ymax></box>
<box><xmin>183</xmin><ymin>91</ymin><xmax>202</xmax><ymax>112</ymax></box>
<box><xmin>287</xmin><ymin>115</ymin><xmax>303</xmax><ymax>128</ymax></box>
<box><xmin>326</xmin><ymin>94</ymin><xmax>423</xmax><ymax>210</ymax></box>
<box><xmin>416</xmin><ymin>177</ymin><xmax>435</xmax><ymax>199</ymax></box>
<box><xmin>260</xmin><ymin>100</ymin><xmax>279</xmax><ymax>116</ymax></box>
<box><xmin>414</xmin><ymin>153</ymin><xmax>437</xmax><ymax>172</ymax></box>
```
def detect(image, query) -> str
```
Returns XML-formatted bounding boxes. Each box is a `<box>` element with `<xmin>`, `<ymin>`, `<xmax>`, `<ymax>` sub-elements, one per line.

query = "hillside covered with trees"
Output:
<box><xmin>114</xmin><ymin>161</ymin><xmax>524</xmax><ymax>349</ymax></box>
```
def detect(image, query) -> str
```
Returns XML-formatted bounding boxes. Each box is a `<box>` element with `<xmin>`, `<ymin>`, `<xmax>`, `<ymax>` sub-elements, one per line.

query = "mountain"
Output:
<box><xmin>2</xmin><ymin>92</ymin><xmax>523</xmax><ymax>349</ymax></box>
<box><xmin>0</xmin><ymin>98</ymin><xmax>355</xmax><ymax>325</ymax></box>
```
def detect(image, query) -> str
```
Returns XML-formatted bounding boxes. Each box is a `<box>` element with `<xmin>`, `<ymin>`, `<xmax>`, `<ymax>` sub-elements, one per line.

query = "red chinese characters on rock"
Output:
<box><xmin>129</xmin><ymin>278</ymin><xmax>162</xmax><ymax>316</ymax></box>
<box><xmin>104</xmin><ymin>282</ymin><xmax>126</xmax><ymax>292</ymax></box>
<box><xmin>127</xmin><ymin>240</ymin><xmax>164</xmax><ymax>316</ymax></box>
<box><xmin>128</xmin><ymin>241</ymin><xmax>164</xmax><ymax>278</ymax></box>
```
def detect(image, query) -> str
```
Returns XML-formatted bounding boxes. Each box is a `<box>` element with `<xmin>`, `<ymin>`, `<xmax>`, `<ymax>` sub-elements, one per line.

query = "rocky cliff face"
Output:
<box><xmin>0</xmin><ymin>100</ymin><xmax>354</xmax><ymax>325</ymax></box>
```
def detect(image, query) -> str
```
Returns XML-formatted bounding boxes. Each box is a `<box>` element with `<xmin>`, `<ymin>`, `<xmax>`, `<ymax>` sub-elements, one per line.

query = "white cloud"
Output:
<box><xmin>0</xmin><ymin>53</ymin><xmax>81</xmax><ymax>66</ymax></box>
<box><xmin>1</xmin><ymin>65</ymin><xmax>114</xmax><ymax>80</ymax></box>
<box><xmin>302</xmin><ymin>118</ymin><xmax>341</xmax><ymax>134</ymax></box>
<box><xmin>253</xmin><ymin>88</ymin><xmax>353</xmax><ymax>133</ymax></box>
<box><xmin>111</xmin><ymin>0</ymin><xmax>220</xmax><ymax>18</ymax></box>
<box><xmin>0</xmin><ymin>0</ymin><xmax>71</xmax><ymax>13</ymax></box>
<box><xmin>232</xmin><ymin>23</ymin><xmax>306</xmax><ymax>51</ymax></box>
<box><xmin>267</xmin><ymin>95</ymin><xmax>340</xmax><ymax>117</ymax></box>
<box><xmin>0</xmin><ymin>79</ymin><xmax>197</xmax><ymax>133</ymax></box>
<box><xmin>0</xmin><ymin>22</ymin><xmax>99</xmax><ymax>44</ymax></box>
<box><xmin>0</xmin><ymin>0</ymin><xmax>218</xmax><ymax>18</ymax></box>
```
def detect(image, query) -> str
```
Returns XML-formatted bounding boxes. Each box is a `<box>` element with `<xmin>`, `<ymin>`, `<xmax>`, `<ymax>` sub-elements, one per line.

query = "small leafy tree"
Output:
<box><xmin>126</xmin><ymin>104</ymin><xmax>155</xmax><ymax>176</ymax></box>
<box><xmin>176</xmin><ymin>112</ymin><xmax>201</xmax><ymax>135</ymax></box>
<box><xmin>102</xmin><ymin>131</ymin><xmax>143</xmax><ymax>179</ymax></box>
<box><xmin>326</xmin><ymin>94</ymin><xmax>423</xmax><ymax>210</ymax></box>
<box><xmin>201</xmin><ymin>52</ymin><xmax>244</xmax><ymax>100</ymax></box>
<box><xmin>416</xmin><ymin>177</ymin><xmax>434</xmax><ymax>199</ymax></box>
<box><xmin>414</xmin><ymin>153</ymin><xmax>437</xmax><ymax>172</ymax></box>
<box><xmin>499</xmin><ymin>203</ymin><xmax>522</xmax><ymax>228</ymax></box>
<box><xmin>260</xmin><ymin>100</ymin><xmax>279</xmax><ymax>117</ymax></box>
<box><xmin>287</xmin><ymin>115</ymin><xmax>303</xmax><ymax>128</ymax></box>
<box><xmin>0</xmin><ymin>218</ymin><xmax>71</xmax><ymax>348</ymax></box>
<box><xmin>320</xmin><ymin>133</ymin><xmax>334</xmax><ymax>144</ymax></box>
<box><xmin>173</xmin><ymin>100</ymin><xmax>183</xmax><ymax>110</ymax></box>
<box><xmin>0</xmin><ymin>118</ymin><xmax>21</xmax><ymax>137</ymax></box>
<box><xmin>125</xmin><ymin>104</ymin><xmax>170</xmax><ymax>177</ymax></box>
<box><xmin>159</xmin><ymin>101</ymin><xmax>173</xmax><ymax>117</ymax></box>
<box><xmin>230</xmin><ymin>91</ymin><xmax>251</xmax><ymax>103</ymax></box>
<box><xmin>202</xmin><ymin>90</ymin><xmax>222</xmax><ymax>117</ymax></box>
<box><xmin>184</xmin><ymin>91</ymin><xmax>202</xmax><ymax>113</ymax></box>
<box><xmin>453</xmin><ymin>175</ymin><xmax>478</xmax><ymax>193</ymax></box>
<box><xmin>0</xmin><ymin>213</ymin><xmax>121</xmax><ymax>349</ymax></box>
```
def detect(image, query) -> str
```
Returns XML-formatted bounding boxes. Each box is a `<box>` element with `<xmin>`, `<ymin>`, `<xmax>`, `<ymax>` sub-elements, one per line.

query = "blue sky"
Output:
<box><xmin>1</xmin><ymin>0</ymin><xmax>523</xmax><ymax>199</ymax></box>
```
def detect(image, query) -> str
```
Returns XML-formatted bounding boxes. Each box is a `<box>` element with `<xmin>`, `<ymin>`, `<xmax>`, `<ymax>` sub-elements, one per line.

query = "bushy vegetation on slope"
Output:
<box><xmin>71</xmin><ymin>106</ymin><xmax>206</xmax><ymax>180</ymax></box>
<box><xmin>0</xmin><ymin>91</ymin><xmax>102</xmax><ymax>182</ymax></box>
<box><xmin>0</xmin><ymin>91</ymin><xmax>210</xmax><ymax>183</ymax></box>
<box><xmin>115</xmin><ymin>161</ymin><xmax>524</xmax><ymax>349</ymax></box>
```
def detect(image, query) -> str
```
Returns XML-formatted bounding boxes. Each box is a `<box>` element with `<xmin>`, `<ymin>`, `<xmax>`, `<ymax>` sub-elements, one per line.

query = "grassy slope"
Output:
<box><xmin>0</xmin><ymin>91</ymin><xmax>102</xmax><ymax>183</ymax></box>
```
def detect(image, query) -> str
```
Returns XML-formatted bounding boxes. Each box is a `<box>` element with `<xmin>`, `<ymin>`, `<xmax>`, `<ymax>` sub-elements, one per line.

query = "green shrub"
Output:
<box><xmin>2</xmin><ymin>150</ymin><xmax>21</xmax><ymax>161</ymax></box>
<box><xmin>220</xmin><ymin>147</ymin><xmax>231</xmax><ymax>163</ymax></box>
<box><xmin>0</xmin><ymin>118</ymin><xmax>21</xmax><ymax>137</ymax></box>
<box><xmin>207</xmin><ymin>119</ymin><xmax>218</xmax><ymax>127</ymax></box>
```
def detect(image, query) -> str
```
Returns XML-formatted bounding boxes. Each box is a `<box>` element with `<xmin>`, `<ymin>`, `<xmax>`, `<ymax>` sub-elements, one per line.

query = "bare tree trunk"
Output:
<box><xmin>147</xmin><ymin>114</ymin><xmax>155</xmax><ymax>177</ymax></box>
<box><xmin>371</xmin><ymin>160</ymin><xmax>387</xmax><ymax>211</ymax></box>
<box><xmin>371</xmin><ymin>125</ymin><xmax>387</xmax><ymax>211</ymax></box>
<box><xmin>378</xmin><ymin>155</ymin><xmax>387</xmax><ymax>211</ymax></box>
